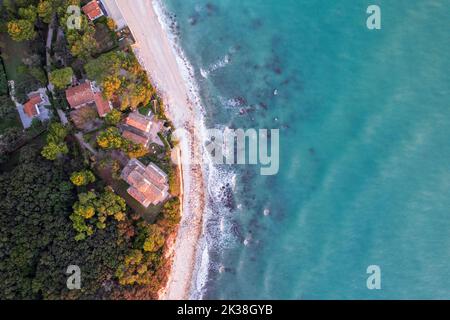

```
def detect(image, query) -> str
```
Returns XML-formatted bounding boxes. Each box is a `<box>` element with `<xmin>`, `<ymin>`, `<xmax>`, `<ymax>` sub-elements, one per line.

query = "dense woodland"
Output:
<box><xmin>0</xmin><ymin>0</ymin><xmax>181</xmax><ymax>299</ymax></box>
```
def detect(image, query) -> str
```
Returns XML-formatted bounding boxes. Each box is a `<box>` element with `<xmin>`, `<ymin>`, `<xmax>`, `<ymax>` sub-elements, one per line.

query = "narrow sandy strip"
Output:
<box><xmin>111</xmin><ymin>0</ymin><xmax>205</xmax><ymax>300</ymax></box>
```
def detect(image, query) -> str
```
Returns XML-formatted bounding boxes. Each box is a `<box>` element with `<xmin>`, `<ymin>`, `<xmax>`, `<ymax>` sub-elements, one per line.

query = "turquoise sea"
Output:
<box><xmin>161</xmin><ymin>0</ymin><xmax>450</xmax><ymax>299</ymax></box>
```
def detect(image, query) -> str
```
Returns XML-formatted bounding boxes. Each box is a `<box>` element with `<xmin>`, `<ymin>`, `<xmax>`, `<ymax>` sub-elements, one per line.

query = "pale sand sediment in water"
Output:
<box><xmin>111</xmin><ymin>0</ymin><xmax>205</xmax><ymax>300</ymax></box>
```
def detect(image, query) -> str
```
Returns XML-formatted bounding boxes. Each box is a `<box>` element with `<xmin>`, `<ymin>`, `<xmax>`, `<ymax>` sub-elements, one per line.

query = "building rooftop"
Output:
<box><xmin>82</xmin><ymin>0</ymin><xmax>104</xmax><ymax>21</ymax></box>
<box><xmin>23</xmin><ymin>94</ymin><xmax>43</xmax><ymax>117</ymax></box>
<box><xmin>125</xmin><ymin>112</ymin><xmax>152</xmax><ymax>133</ymax></box>
<box><xmin>66</xmin><ymin>81</ymin><xmax>111</xmax><ymax>117</ymax></box>
<box><xmin>94</xmin><ymin>92</ymin><xmax>112</xmax><ymax>117</ymax></box>
<box><xmin>122</xmin><ymin>129</ymin><xmax>150</xmax><ymax>146</ymax></box>
<box><xmin>66</xmin><ymin>81</ymin><xmax>95</xmax><ymax>109</ymax></box>
<box><xmin>121</xmin><ymin>159</ymin><xmax>169</xmax><ymax>207</ymax></box>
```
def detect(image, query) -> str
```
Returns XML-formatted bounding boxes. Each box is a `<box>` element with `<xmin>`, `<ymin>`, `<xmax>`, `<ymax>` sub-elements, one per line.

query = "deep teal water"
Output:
<box><xmin>162</xmin><ymin>0</ymin><xmax>450</xmax><ymax>299</ymax></box>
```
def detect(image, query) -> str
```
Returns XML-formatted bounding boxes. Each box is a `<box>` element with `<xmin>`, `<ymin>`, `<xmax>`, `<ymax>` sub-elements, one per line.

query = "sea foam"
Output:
<box><xmin>153</xmin><ymin>0</ymin><xmax>237</xmax><ymax>300</ymax></box>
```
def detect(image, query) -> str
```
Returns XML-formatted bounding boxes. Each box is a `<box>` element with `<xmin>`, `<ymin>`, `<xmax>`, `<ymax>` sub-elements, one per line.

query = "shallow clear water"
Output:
<box><xmin>162</xmin><ymin>0</ymin><xmax>450</xmax><ymax>299</ymax></box>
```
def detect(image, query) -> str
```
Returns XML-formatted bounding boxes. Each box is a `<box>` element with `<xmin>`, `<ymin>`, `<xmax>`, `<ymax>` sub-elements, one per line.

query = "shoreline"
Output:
<box><xmin>111</xmin><ymin>0</ymin><xmax>206</xmax><ymax>299</ymax></box>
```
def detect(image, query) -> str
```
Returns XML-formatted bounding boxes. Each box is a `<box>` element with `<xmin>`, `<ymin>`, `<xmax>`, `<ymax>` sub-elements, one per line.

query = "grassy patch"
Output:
<box><xmin>0</xmin><ymin>34</ymin><xmax>29</xmax><ymax>82</ymax></box>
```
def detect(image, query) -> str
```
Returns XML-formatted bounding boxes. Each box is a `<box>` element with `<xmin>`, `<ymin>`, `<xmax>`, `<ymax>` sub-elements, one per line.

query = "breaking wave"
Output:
<box><xmin>153</xmin><ymin>0</ymin><xmax>237</xmax><ymax>300</ymax></box>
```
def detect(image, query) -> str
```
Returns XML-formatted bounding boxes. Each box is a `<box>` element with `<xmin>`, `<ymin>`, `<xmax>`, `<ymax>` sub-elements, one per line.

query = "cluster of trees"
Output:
<box><xmin>59</xmin><ymin>0</ymin><xmax>98</xmax><ymax>61</ymax></box>
<box><xmin>1</xmin><ymin>0</ymin><xmax>61</xmax><ymax>41</ymax></box>
<box><xmin>0</xmin><ymin>1</ymin><xmax>51</xmax><ymax>102</ymax></box>
<box><xmin>41</xmin><ymin>122</ymin><xmax>69</xmax><ymax>160</ymax></box>
<box><xmin>0</xmin><ymin>144</ymin><xmax>126</xmax><ymax>299</ymax></box>
<box><xmin>70</xmin><ymin>169</ymin><xmax>96</xmax><ymax>186</ymax></box>
<box><xmin>70</xmin><ymin>186</ymin><xmax>126</xmax><ymax>241</ymax></box>
<box><xmin>49</xmin><ymin>66</ymin><xmax>73</xmax><ymax>89</ymax></box>
<box><xmin>84</xmin><ymin>51</ymin><xmax>155</xmax><ymax>110</ymax></box>
<box><xmin>105</xmin><ymin>108</ymin><xmax>122</xmax><ymax>126</ymax></box>
<box><xmin>6</xmin><ymin>4</ymin><xmax>38</xmax><ymax>42</ymax></box>
<box><xmin>96</xmin><ymin>126</ymin><xmax>148</xmax><ymax>159</ymax></box>
<box><xmin>0</xmin><ymin>139</ymin><xmax>183</xmax><ymax>299</ymax></box>
<box><xmin>0</xmin><ymin>127</ymin><xmax>23</xmax><ymax>164</ymax></box>
<box><xmin>115</xmin><ymin>197</ymin><xmax>180</xmax><ymax>288</ymax></box>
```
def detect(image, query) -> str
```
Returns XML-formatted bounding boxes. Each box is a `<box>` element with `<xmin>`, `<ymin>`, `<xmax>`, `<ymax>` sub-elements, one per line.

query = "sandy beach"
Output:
<box><xmin>108</xmin><ymin>0</ymin><xmax>206</xmax><ymax>299</ymax></box>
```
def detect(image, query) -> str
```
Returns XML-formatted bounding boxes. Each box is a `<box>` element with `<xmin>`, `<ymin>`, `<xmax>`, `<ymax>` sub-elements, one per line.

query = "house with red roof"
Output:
<box><xmin>23</xmin><ymin>93</ymin><xmax>44</xmax><ymax>118</ymax></box>
<box><xmin>65</xmin><ymin>81</ymin><xmax>112</xmax><ymax>117</ymax></box>
<box><xmin>120</xmin><ymin>112</ymin><xmax>153</xmax><ymax>146</ymax></box>
<box><xmin>16</xmin><ymin>89</ymin><xmax>52</xmax><ymax>128</ymax></box>
<box><xmin>82</xmin><ymin>0</ymin><xmax>105</xmax><ymax>21</ymax></box>
<box><xmin>121</xmin><ymin>159</ymin><xmax>169</xmax><ymax>207</ymax></box>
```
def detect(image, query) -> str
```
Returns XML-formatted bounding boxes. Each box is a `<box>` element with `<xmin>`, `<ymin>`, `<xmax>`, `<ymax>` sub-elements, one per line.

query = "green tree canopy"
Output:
<box><xmin>41</xmin><ymin>123</ymin><xmax>69</xmax><ymax>160</ymax></box>
<box><xmin>105</xmin><ymin>108</ymin><xmax>122</xmax><ymax>126</ymax></box>
<box><xmin>70</xmin><ymin>169</ymin><xmax>96</xmax><ymax>186</ymax></box>
<box><xmin>49</xmin><ymin>67</ymin><xmax>73</xmax><ymax>89</ymax></box>
<box><xmin>7</xmin><ymin>19</ymin><xmax>36</xmax><ymax>41</ymax></box>
<box><xmin>70</xmin><ymin>187</ymin><xmax>127</xmax><ymax>240</ymax></box>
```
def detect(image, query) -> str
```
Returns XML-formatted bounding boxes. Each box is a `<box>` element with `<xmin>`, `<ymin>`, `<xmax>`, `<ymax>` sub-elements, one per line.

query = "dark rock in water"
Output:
<box><xmin>206</xmin><ymin>3</ymin><xmax>218</xmax><ymax>15</ymax></box>
<box><xmin>259</xmin><ymin>102</ymin><xmax>268</xmax><ymax>110</ymax></box>
<box><xmin>219</xmin><ymin>183</ymin><xmax>236</xmax><ymax>210</ymax></box>
<box><xmin>188</xmin><ymin>15</ymin><xmax>198</xmax><ymax>26</ymax></box>
<box><xmin>309</xmin><ymin>147</ymin><xmax>315</xmax><ymax>156</ymax></box>
<box><xmin>224</xmin><ymin>267</ymin><xmax>236</xmax><ymax>275</ymax></box>
<box><xmin>232</xmin><ymin>96</ymin><xmax>247</xmax><ymax>106</ymax></box>
<box><xmin>251</xmin><ymin>19</ymin><xmax>263</xmax><ymax>29</ymax></box>
<box><xmin>228</xmin><ymin>96</ymin><xmax>247</xmax><ymax>107</ymax></box>
<box><xmin>274</xmin><ymin>67</ymin><xmax>282</xmax><ymax>74</ymax></box>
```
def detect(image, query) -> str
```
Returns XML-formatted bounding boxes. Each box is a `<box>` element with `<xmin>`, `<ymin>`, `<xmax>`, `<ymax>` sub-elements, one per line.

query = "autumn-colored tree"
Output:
<box><xmin>70</xmin><ymin>187</ymin><xmax>127</xmax><ymax>240</ymax></box>
<box><xmin>7</xmin><ymin>19</ymin><xmax>36</xmax><ymax>41</ymax></box>
<box><xmin>102</xmin><ymin>75</ymin><xmax>122</xmax><ymax>99</ymax></box>
<box><xmin>125</xmin><ymin>142</ymin><xmax>148</xmax><ymax>159</ymax></box>
<box><xmin>95</xmin><ymin>187</ymin><xmax>127</xmax><ymax>225</ymax></box>
<box><xmin>105</xmin><ymin>108</ymin><xmax>122</xmax><ymax>126</ymax></box>
<box><xmin>37</xmin><ymin>0</ymin><xmax>54</xmax><ymax>24</ymax></box>
<box><xmin>115</xmin><ymin>249</ymin><xmax>146</xmax><ymax>286</ymax></box>
<box><xmin>69</xmin><ymin>30</ymin><xmax>98</xmax><ymax>60</ymax></box>
<box><xmin>157</xmin><ymin>197</ymin><xmax>181</xmax><ymax>232</ymax></box>
<box><xmin>106</xmin><ymin>17</ymin><xmax>116</xmax><ymax>31</ymax></box>
<box><xmin>84</xmin><ymin>51</ymin><xmax>154</xmax><ymax>109</ymax></box>
<box><xmin>49</xmin><ymin>67</ymin><xmax>73</xmax><ymax>89</ymax></box>
<box><xmin>96</xmin><ymin>127</ymin><xmax>123</xmax><ymax>149</ymax></box>
<box><xmin>70</xmin><ymin>169</ymin><xmax>96</xmax><ymax>186</ymax></box>
<box><xmin>143</xmin><ymin>225</ymin><xmax>165</xmax><ymax>253</ymax></box>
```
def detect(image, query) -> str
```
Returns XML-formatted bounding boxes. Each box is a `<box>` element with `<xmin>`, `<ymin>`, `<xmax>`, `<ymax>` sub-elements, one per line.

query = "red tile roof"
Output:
<box><xmin>66</xmin><ymin>82</ymin><xmax>112</xmax><ymax>117</ymax></box>
<box><xmin>82</xmin><ymin>1</ymin><xmax>104</xmax><ymax>21</ymax></box>
<box><xmin>94</xmin><ymin>93</ymin><xmax>112</xmax><ymax>117</ymax></box>
<box><xmin>122</xmin><ymin>130</ymin><xmax>149</xmax><ymax>146</ymax></box>
<box><xmin>66</xmin><ymin>82</ymin><xmax>95</xmax><ymax>109</ymax></box>
<box><xmin>125</xmin><ymin>112</ymin><xmax>152</xmax><ymax>133</ymax></box>
<box><xmin>144</xmin><ymin>163</ymin><xmax>168</xmax><ymax>185</ymax></box>
<box><xmin>121</xmin><ymin>159</ymin><xmax>169</xmax><ymax>207</ymax></box>
<box><xmin>23</xmin><ymin>94</ymin><xmax>43</xmax><ymax>117</ymax></box>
